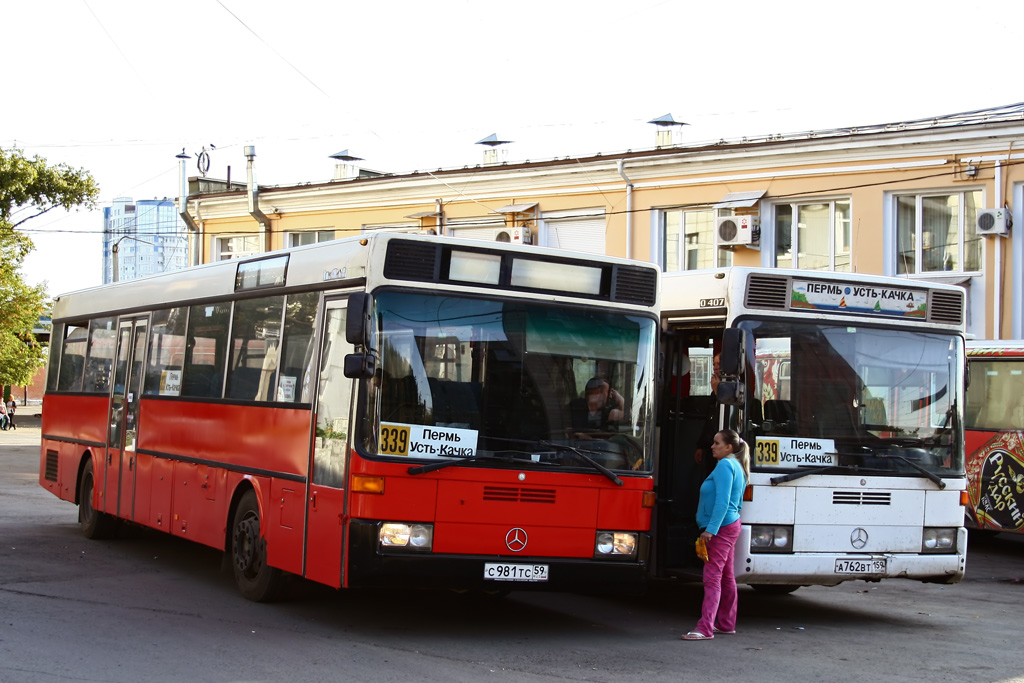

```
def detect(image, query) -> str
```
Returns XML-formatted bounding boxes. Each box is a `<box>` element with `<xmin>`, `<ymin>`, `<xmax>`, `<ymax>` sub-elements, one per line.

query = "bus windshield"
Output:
<box><xmin>742</xmin><ymin>319</ymin><xmax>964</xmax><ymax>477</ymax></box>
<box><xmin>367</xmin><ymin>291</ymin><xmax>658</xmax><ymax>472</ymax></box>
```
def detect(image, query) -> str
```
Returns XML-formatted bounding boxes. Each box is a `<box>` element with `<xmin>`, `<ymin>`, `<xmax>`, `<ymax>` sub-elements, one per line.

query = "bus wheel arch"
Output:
<box><xmin>77</xmin><ymin>455</ymin><xmax>117</xmax><ymax>539</ymax></box>
<box><xmin>229</xmin><ymin>485</ymin><xmax>283</xmax><ymax>602</ymax></box>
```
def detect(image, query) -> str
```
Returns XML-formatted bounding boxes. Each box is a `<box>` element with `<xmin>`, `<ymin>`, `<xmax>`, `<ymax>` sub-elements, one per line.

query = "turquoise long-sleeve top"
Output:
<box><xmin>696</xmin><ymin>456</ymin><xmax>746</xmax><ymax>535</ymax></box>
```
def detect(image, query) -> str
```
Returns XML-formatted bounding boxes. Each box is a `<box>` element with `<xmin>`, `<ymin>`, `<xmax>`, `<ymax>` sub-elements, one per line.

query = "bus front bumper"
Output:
<box><xmin>736</xmin><ymin>550</ymin><xmax>966</xmax><ymax>586</ymax></box>
<box><xmin>346</xmin><ymin>520</ymin><xmax>650</xmax><ymax>594</ymax></box>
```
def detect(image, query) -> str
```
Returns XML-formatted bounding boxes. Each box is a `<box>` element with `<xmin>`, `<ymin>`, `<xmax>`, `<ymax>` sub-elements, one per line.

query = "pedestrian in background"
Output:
<box><xmin>5</xmin><ymin>398</ymin><xmax>16</xmax><ymax>430</ymax></box>
<box><xmin>681</xmin><ymin>428</ymin><xmax>750</xmax><ymax>641</ymax></box>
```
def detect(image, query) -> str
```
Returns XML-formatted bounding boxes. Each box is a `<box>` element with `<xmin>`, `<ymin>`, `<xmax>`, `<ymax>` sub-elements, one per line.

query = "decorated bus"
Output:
<box><xmin>964</xmin><ymin>341</ymin><xmax>1024</xmax><ymax>535</ymax></box>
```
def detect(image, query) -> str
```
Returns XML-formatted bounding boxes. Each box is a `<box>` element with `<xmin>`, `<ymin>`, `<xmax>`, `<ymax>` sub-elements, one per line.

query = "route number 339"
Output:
<box><xmin>379</xmin><ymin>425</ymin><xmax>410</xmax><ymax>456</ymax></box>
<box><xmin>755</xmin><ymin>439</ymin><xmax>780</xmax><ymax>466</ymax></box>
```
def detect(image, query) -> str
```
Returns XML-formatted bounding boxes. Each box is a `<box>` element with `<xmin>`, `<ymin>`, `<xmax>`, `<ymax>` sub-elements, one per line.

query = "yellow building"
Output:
<box><xmin>183</xmin><ymin>103</ymin><xmax>1024</xmax><ymax>340</ymax></box>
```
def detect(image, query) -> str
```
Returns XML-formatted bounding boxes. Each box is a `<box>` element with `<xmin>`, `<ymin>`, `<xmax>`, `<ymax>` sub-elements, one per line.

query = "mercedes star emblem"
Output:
<box><xmin>850</xmin><ymin>527</ymin><xmax>869</xmax><ymax>550</ymax></box>
<box><xmin>505</xmin><ymin>527</ymin><xmax>528</xmax><ymax>552</ymax></box>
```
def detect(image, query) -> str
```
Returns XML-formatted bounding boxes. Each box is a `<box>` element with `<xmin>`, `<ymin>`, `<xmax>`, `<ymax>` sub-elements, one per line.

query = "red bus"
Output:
<box><xmin>40</xmin><ymin>233</ymin><xmax>660</xmax><ymax>600</ymax></box>
<box><xmin>965</xmin><ymin>340</ymin><xmax>1024</xmax><ymax>535</ymax></box>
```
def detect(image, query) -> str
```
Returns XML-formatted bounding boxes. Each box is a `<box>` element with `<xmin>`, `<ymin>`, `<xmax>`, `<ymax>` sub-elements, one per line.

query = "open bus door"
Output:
<box><xmin>104</xmin><ymin>317</ymin><xmax>148</xmax><ymax>522</ymax></box>
<box><xmin>655</xmin><ymin>327</ymin><xmax>724</xmax><ymax>579</ymax></box>
<box><xmin>304</xmin><ymin>296</ymin><xmax>358</xmax><ymax>587</ymax></box>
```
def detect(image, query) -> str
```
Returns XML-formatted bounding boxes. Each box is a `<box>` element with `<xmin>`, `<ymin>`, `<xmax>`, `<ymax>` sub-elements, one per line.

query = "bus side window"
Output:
<box><xmin>144</xmin><ymin>307</ymin><xmax>187</xmax><ymax>396</ymax></box>
<box><xmin>56</xmin><ymin>323</ymin><xmax>89</xmax><ymax>392</ymax></box>
<box><xmin>181</xmin><ymin>302</ymin><xmax>230</xmax><ymax>399</ymax></box>
<box><xmin>277</xmin><ymin>292</ymin><xmax>318</xmax><ymax>403</ymax></box>
<box><xmin>83</xmin><ymin>317</ymin><xmax>116</xmax><ymax>393</ymax></box>
<box><xmin>226</xmin><ymin>295</ymin><xmax>284</xmax><ymax>401</ymax></box>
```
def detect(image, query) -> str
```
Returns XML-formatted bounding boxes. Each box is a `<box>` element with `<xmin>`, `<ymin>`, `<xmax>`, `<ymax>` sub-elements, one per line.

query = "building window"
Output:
<box><xmin>662</xmin><ymin>208</ymin><xmax>731</xmax><ymax>271</ymax></box>
<box><xmin>288</xmin><ymin>230</ymin><xmax>335</xmax><ymax>248</ymax></box>
<box><xmin>774</xmin><ymin>200</ymin><xmax>851</xmax><ymax>271</ymax></box>
<box><xmin>895</xmin><ymin>191</ymin><xmax>982</xmax><ymax>274</ymax></box>
<box><xmin>216</xmin><ymin>235</ymin><xmax>261</xmax><ymax>261</ymax></box>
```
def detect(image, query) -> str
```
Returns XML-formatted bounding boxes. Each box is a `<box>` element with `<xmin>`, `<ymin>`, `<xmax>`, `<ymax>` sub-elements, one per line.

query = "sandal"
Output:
<box><xmin>713</xmin><ymin>627</ymin><xmax>736</xmax><ymax>635</ymax></box>
<box><xmin>680</xmin><ymin>631</ymin><xmax>714</xmax><ymax>640</ymax></box>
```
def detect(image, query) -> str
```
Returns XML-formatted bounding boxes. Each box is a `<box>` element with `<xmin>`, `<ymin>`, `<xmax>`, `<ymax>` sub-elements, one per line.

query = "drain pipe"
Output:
<box><xmin>994</xmin><ymin>160</ymin><xmax>1004</xmax><ymax>339</ymax></box>
<box><xmin>617</xmin><ymin>160</ymin><xmax>633</xmax><ymax>259</ymax></box>
<box><xmin>245</xmin><ymin>146</ymin><xmax>272</xmax><ymax>253</ymax></box>
<box><xmin>176</xmin><ymin>150</ymin><xmax>200</xmax><ymax>266</ymax></box>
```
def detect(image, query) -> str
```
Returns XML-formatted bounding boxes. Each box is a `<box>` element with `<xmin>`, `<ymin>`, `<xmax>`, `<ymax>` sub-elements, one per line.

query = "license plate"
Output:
<box><xmin>834</xmin><ymin>558</ymin><xmax>886</xmax><ymax>574</ymax></box>
<box><xmin>483</xmin><ymin>563</ymin><xmax>549</xmax><ymax>582</ymax></box>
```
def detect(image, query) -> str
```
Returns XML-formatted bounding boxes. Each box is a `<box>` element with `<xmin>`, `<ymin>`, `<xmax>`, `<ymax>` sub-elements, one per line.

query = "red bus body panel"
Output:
<box><xmin>41</xmin><ymin>393</ymin><xmax>653</xmax><ymax>591</ymax></box>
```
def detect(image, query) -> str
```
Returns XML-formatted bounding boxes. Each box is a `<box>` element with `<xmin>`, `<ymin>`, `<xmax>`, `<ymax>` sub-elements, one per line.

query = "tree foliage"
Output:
<box><xmin>0</xmin><ymin>148</ymin><xmax>100</xmax><ymax>386</ymax></box>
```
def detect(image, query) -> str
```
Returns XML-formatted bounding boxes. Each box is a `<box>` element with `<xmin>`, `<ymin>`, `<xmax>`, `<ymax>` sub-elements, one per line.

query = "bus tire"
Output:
<box><xmin>750</xmin><ymin>584</ymin><xmax>800</xmax><ymax>595</ymax></box>
<box><xmin>79</xmin><ymin>460</ymin><xmax>117</xmax><ymax>539</ymax></box>
<box><xmin>231</xmin><ymin>489</ymin><xmax>282</xmax><ymax>602</ymax></box>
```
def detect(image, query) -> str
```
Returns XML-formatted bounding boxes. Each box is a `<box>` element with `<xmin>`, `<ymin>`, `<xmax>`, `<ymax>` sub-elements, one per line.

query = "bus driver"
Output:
<box><xmin>570</xmin><ymin>377</ymin><xmax>625</xmax><ymax>433</ymax></box>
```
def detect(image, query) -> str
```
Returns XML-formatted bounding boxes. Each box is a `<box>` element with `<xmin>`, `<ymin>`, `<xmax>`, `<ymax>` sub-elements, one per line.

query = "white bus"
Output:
<box><xmin>654</xmin><ymin>267</ymin><xmax>968</xmax><ymax>592</ymax></box>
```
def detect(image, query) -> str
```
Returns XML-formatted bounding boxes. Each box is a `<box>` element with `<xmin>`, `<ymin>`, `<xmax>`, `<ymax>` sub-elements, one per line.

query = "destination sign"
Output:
<box><xmin>379</xmin><ymin>422</ymin><xmax>479</xmax><ymax>459</ymax></box>
<box><xmin>791</xmin><ymin>280</ymin><xmax>927</xmax><ymax>318</ymax></box>
<box><xmin>755</xmin><ymin>437</ymin><xmax>837</xmax><ymax>467</ymax></box>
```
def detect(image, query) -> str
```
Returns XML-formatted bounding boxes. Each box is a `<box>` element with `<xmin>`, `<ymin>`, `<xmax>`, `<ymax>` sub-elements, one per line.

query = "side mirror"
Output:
<box><xmin>346</xmin><ymin>293</ymin><xmax>371</xmax><ymax>347</ymax></box>
<box><xmin>343</xmin><ymin>352</ymin><xmax>376</xmax><ymax>379</ymax></box>
<box><xmin>716</xmin><ymin>380</ymin><xmax>744</xmax><ymax>405</ymax></box>
<box><xmin>720</xmin><ymin>328</ymin><xmax>744</xmax><ymax>377</ymax></box>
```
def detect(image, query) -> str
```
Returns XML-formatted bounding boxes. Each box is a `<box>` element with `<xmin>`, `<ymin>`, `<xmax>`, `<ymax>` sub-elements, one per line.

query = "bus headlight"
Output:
<box><xmin>379</xmin><ymin>522</ymin><xmax>433</xmax><ymax>551</ymax></box>
<box><xmin>922</xmin><ymin>527</ymin><xmax>957</xmax><ymax>553</ymax></box>
<box><xmin>594</xmin><ymin>531</ymin><xmax>638</xmax><ymax>559</ymax></box>
<box><xmin>749</xmin><ymin>525</ymin><xmax>793</xmax><ymax>553</ymax></box>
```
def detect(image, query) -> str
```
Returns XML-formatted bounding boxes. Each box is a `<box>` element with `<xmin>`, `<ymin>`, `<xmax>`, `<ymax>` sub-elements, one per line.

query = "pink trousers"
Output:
<box><xmin>695</xmin><ymin>520</ymin><xmax>742</xmax><ymax>636</ymax></box>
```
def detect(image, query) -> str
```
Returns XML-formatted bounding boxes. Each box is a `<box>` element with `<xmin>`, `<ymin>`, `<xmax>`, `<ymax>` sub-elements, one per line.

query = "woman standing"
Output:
<box><xmin>681</xmin><ymin>428</ymin><xmax>750</xmax><ymax>641</ymax></box>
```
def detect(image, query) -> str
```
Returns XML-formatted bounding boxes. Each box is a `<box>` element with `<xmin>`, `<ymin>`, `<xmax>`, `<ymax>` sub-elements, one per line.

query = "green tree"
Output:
<box><xmin>0</xmin><ymin>148</ymin><xmax>99</xmax><ymax>386</ymax></box>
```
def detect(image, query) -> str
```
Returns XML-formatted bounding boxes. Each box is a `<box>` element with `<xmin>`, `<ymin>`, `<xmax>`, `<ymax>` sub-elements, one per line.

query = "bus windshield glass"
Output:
<box><xmin>742</xmin><ymin>319</ymin><xmax>964</xmax><ymax>477</ymax></box>
<box><xmin>367</xmin><ymin>291</ymin><xmax>657</xmax><ymax>472</ymax></box>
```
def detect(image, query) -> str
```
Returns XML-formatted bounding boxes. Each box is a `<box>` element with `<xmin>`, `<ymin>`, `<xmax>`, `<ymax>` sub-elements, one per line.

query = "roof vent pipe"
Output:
<box><xmin>245</xmin><ymin>146</ymin><xmax>271</xmax><ymax>253</ymax></box>
<box><xmin>175</xmin><ymin>149</ymin><xmax>200</xmax><ymax>266</ymax></box>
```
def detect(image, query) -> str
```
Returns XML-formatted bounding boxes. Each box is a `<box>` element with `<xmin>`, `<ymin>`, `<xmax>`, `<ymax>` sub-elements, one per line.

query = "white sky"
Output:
<box><xmin>4</xmin><ymin>0</ymin><xmax>1021</xmax><ymax>296</ymax></box>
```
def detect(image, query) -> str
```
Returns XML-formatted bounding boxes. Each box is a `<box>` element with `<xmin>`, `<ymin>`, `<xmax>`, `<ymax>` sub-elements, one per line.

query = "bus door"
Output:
<box><xmin>304</xmin><ymin>297</ymin><xmax>356</xmax><ymax>587</ymax></box>
<box><xmin>656</xmin><ymin>328</ymin><xmax>720</xmax><ymax>577</ymax></box>
<box><xmin>105</xmin><ymin>317</ymin><xmax>148</xmax><ymax>521</ymax></box>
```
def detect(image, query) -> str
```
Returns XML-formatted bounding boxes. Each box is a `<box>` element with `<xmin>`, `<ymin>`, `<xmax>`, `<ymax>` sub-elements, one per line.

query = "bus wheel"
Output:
<box><xmin>231</xmin><ymin>490</ymin><xmax>282</xmax><ymax>602</ymax></box>
<box><xmin>750</xmin><ymin>584</ymin><xmax>800</xmax><ymax>595</ymax></box>
<box><xmin>79</xmin><ymin>460</ymin><xmax>117</xmax><ymax>539</ymax></box>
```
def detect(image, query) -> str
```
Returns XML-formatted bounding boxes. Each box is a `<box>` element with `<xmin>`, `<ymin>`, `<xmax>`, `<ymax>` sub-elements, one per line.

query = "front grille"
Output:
<box><xmin>612</xmin><ymin>266</ymin><xmax>658</xmax><ymax>306</ymax></box>
<box><xmin>833</xmin><ymin>491</ymin><xmax>891</xmax><ymax>506</ymax></box>
<box><xmin>929</xmin><ymin>290</ymin><xmax>964</xmax><ymax>325</ymax></box>
<box><xmin>482</xmin><ymin>486</ymin><xmax>556</xmax><ymax>504</ymax></box>
<box><xmin>745</xmin><ymin>274</ymin><xmax>790</xmax><ymax>310</ymax></box>
<box><xmin>384</xmin><ymin>240</ymin><xmax>439</xmax><ymax>282</ymax></box>
<box><xmin>45</xmin><ymin>449</ymin><xmax>59</xmax><ymax>482</ymax></box>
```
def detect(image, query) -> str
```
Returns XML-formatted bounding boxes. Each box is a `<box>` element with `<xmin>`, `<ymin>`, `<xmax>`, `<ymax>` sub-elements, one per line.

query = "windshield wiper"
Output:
<box><xmin>856</xmin><ymin>440</ymin><xmax>948</xmax><ymax>489</ymax></box>
<box><xmin>770</xmin><ymin>465</ymin><xmax>847</xmax><ymax>485</ymax></box>
<box><xmin>871</xmin><ymin>453</ymin><xmax>946</xmax><ymax>489</ymax></box>
<box><xmin>407</xmin><ymin>454</ymin><xmax>524</xmax><ymax>476</ymax></box>
<box><xmin>538</xmin><ymin>440</ymin><xmax>623</xmax><ymax>486</ymax></box>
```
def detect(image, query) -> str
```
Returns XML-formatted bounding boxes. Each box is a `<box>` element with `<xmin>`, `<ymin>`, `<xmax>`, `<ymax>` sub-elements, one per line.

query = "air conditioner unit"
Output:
<box><xmin>716</xmin><ymin>215</ymin><xmax>759</xmax><ymax>246</ymax></box>
<box><xmin>494</xmin><ymin>226</ymin><xmax>532</xmax><ymax>244</ymax></box>
<box><xmin>976</xmin><ymin>208</ymin><xmax>1010</xmax><ymax>237</ymax></box>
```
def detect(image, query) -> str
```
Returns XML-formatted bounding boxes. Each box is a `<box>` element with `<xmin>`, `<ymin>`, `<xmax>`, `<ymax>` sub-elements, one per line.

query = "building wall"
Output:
<box><xmin>187</xmin><ymin>115</ymin><xmax>1024</xmax><ymax>340</ymax></box>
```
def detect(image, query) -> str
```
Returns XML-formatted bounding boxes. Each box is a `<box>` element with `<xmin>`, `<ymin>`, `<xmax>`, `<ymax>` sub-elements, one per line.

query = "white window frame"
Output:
<box><xmin>286</xmin><ymin>229</ymin><xmax>336</xmax><ymax>248</ymax></box>
<box><xmin>766</xmin><ymin>197</ymin><xmax>851</xmax><ymax>272</ymax></box>
<box><xmin>888</xmin><ymin>189</ymin><xmax>983</xmax><ymax>277</ymax></box>
<box><xmin>658</xmin><ymin>207</ymin><xmax>731</xmax><ymax>272</ymax></box>
<box><xmin>215</xmin><ymin>235</ymin><xmax>261</xmax><ymax>261</ymax></box>
<box><xmin>540</xmin><ymin>208</ymin><xmax>606</xmax><ymax>254</ymax></box>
